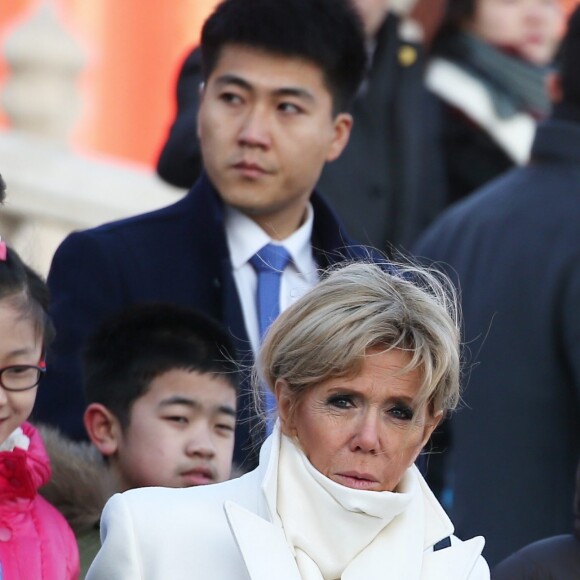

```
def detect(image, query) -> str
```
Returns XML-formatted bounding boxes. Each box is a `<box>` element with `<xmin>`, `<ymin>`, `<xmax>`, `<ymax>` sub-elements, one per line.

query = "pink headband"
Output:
<box><xmin>0</xmin><ymin>237</ymin><xmax>6</xmax><ymax>261</ymax></box>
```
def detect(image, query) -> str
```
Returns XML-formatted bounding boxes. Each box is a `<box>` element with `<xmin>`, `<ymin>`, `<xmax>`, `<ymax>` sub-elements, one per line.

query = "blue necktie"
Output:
<box><xmin>250</xmin><ymin>243</ymin><xmax>291</xmax><ymax>430</ymax></box>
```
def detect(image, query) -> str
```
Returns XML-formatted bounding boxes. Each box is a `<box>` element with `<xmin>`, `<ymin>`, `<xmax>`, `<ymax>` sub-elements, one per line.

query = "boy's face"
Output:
<box><xmin>198</xmin><ymin>44</ymin><xmax>352</xmax><ymax>240</ymax></box>
<box><xmin>111</xmin><ymin>369</ymin><xmax>236</xmax><ymax>490</ymax></box>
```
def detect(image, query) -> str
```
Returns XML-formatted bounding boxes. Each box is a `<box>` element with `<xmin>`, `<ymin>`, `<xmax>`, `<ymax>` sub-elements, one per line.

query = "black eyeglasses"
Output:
<box><xmin>0</xmin><ymin>365</ymin><xmax>46</xmax><ymax>392</ymax></box>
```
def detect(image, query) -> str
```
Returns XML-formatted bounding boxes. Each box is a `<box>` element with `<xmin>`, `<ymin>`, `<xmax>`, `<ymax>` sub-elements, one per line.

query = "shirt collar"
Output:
<box><xmin>225</xmin><ymin>204</ymin><xmax>315</xmax><ymax>276</ymax></box>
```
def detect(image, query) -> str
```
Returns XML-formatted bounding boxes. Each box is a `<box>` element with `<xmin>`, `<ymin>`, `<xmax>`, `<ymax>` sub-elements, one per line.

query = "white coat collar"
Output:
<box><xmin>224</xmin><ymin>425</ymin><xmax>488</xmax><ymax>579</ymax></box>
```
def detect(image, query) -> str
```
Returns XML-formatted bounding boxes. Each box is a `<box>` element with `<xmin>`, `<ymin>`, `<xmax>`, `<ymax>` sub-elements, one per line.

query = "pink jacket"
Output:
<box><xmin>0</xmin><ymin>422</ymin><xmax>79</xmax><ymax>579</ymax></box>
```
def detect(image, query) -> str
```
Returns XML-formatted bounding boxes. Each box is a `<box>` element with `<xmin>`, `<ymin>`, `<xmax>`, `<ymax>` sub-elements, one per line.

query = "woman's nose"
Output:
<box><xmin>350</xmin><ymin>412</ymin><xmax>381</xmax><ymax>453</ymax></box>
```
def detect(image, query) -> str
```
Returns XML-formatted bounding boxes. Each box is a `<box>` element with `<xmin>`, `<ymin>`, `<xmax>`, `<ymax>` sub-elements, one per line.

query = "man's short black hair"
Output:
<box><xmin>200</xmin><ymin>0</ymin><xmax>367</xmax><ymax>113</ymax></box>
<box><xmin>83</xmin><ymin>303</ymin><xmax>240</xmax><ymax>429</ymax></box>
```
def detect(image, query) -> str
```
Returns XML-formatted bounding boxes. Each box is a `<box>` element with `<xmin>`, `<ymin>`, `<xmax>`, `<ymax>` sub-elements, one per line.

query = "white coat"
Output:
<box><xmin>86</xmin><ymin>430</ymin><xmax>489</xmax><ymax>579</ymax></box>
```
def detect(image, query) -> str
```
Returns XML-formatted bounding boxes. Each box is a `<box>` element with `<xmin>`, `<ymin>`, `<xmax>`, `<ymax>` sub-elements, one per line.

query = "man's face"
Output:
<box><xmin>112</xmin><ymin>369</ymin><xmax>236</xmax><ymax>490</ymax></box>
<box><xmin>198</xmin><ymin>44</ymin><xmax>352</xmax><ymax>240</ymax></box>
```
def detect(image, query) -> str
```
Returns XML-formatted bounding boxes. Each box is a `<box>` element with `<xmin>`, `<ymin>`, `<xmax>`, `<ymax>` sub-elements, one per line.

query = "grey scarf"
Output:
<box><xmin>438</xmin><ymin>31</ymin><xmax>551</xmax><ymax>119</ymax></box>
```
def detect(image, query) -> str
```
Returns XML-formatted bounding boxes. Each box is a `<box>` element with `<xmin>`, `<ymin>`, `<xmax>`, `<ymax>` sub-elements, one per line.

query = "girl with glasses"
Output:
<box><xmin>0</xmin><ymin>232</ymin><xmax>79</xmax><ymax>579</ymax></box>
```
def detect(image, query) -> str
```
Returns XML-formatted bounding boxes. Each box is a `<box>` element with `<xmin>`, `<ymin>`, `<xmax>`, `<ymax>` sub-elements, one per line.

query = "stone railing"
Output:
<box><xmin>0</xmin><ymin>1</ymin><xmax>183</xmax><ymax>276</ymax></box>
<box><xmin>0</xmin><ymin>130</ymin><xmax>181</xmax><ymax>276</ymax></box>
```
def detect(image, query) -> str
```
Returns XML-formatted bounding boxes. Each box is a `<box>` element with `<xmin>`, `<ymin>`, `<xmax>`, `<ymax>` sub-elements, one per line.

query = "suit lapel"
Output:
<box><xmin>225</xmin><ymin>501</ymin><xmax>301</xmax><ymax>580</ymax></box>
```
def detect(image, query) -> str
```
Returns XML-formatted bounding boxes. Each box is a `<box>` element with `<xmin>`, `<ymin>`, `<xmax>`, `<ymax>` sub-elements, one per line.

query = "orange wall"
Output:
<box><xmin>0</xmin><ymin>0</ymin><xmax>219</xmax><ymax>166</ymax></box>
<box><xmin>0</xmin><ymin>0</ymin><xmax>578</xmax><ymax>168</ymax></box>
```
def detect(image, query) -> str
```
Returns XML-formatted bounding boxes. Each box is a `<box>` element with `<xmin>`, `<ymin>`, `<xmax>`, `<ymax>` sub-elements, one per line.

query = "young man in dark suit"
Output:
<box><xmin>34</xmin><ymin>0</ymin><xmax>370</xmax><ymax>469</ymax></box>
<box><xmin>157</xmin><ymin>1</ymin><xmax>449</xmax><ymax>253</ymax></box>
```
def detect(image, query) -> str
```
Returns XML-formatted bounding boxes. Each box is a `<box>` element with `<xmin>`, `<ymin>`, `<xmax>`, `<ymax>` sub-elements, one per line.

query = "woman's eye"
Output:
<box><xmin>388</xmin><ymin>406</ymin><xmax>414</xmax><ymax>421</ymax></box>
<box><xmin>327</xmin><ymin>395</ymin><xmax>353</xmax><ymax>409</ymax></box>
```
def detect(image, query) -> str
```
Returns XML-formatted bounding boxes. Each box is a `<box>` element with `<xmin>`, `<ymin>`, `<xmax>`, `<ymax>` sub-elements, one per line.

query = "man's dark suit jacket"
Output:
<box><xmin>33</xmin><ymin>174</ymin><xmax>370</xmax><ymax>468</ymax></box>
<box><xmin>412</xmin><ymin>118</ymin><xmax>580</xmax><ymax>564</ymax></box>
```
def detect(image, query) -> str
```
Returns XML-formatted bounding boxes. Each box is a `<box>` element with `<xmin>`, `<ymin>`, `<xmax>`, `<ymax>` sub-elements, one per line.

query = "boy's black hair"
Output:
<box><xmin>83</xmin><ymin>303</ymin><xmax>240</xmax><ymax>430</ymax></box>
<box><xmin>0</xmin><ymin>244</ymin><xmax>54</xmax><ymax>347</ymax></box>
<box><xmin>200</xmin><ymin>0</ymin><xmax>367</xmax><ymax>113</ymax></box>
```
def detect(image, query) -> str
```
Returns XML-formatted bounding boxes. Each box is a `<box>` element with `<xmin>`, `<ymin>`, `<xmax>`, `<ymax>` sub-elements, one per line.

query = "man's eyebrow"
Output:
<box><xmin>214</xmin><ymin>74</ymin><xmax>315</xmax><ymax>102</ymax></box>
<box><xmin>272</xmin><ymin>87</ymin><xmax>315</xmax><ymax>103</ymax></box>
<box><xmin>214</xmin><ymin>74</ymin><xmax>253</xmax><ymax>91</ymax></box>
<box><xmin>217</xmin><ymin>404</ymin><xmax>237</xmax><ymax>418</ymax></box>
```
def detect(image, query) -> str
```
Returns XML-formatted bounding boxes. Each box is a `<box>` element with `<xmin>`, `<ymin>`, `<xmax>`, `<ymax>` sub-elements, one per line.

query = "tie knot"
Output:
<box><xmin>250</xmin><ymin>243</ymin><xmax>291</xmax><ymax>274</ymax></box>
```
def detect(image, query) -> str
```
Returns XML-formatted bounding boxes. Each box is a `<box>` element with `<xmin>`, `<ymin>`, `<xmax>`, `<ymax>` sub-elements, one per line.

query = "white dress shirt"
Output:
<box><xmin>225</xmin><ymin>204</ymin><xmax>319</xmax><ymax>357</ymax></box>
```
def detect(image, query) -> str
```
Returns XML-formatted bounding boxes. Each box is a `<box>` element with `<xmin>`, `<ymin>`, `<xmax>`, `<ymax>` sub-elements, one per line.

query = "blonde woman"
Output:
<box><xmin>87</xmin><ymin>262</ymin><xmax>489</xmax><ymax>579</ymax></box>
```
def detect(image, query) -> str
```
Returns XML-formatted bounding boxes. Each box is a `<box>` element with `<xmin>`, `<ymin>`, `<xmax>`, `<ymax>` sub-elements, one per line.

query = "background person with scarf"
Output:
<box><xmin>426</xmin><ymin>0</ymin><xmax>563</xmax><ymax>205</ymax></box>
<box><xmin>86</xmin><ymin>262</ymin><xmax>490</xmax><ymax>579</ymax></box>
<box><xmin>412</xmin><ymin>5</ymin><xmax>580</xmax><ymax>565</ymax></box>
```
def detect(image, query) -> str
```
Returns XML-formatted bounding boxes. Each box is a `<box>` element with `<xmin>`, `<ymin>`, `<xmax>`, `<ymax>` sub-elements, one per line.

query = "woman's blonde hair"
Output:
<box><xmin>256</xmin><ymin>261</ymin><xmax>461</xmax><ymax>422</ymax></box>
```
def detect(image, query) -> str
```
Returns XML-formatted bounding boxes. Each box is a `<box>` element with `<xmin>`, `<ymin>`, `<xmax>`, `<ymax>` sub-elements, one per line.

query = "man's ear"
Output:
<box><xmin>326</xmin><ymin>113</ymin><xmax>353</xmax><ymax>163</ymax></box>
<box><xmin>275</xmin><ymin>379</ymin><xmax>296</xmax><ymax>437</ymax></box>
<box><xmin>83</xmin><ymin>403</ymin><xmax>122</xmax><ymax>457</ymax></box>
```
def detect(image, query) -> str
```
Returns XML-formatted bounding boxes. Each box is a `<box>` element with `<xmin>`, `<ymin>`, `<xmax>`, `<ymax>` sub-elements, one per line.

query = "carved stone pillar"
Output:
<box><xmin>1</xmin><ymin>0</ymin><xmax>84</xmax><ymax>141</ymax></box>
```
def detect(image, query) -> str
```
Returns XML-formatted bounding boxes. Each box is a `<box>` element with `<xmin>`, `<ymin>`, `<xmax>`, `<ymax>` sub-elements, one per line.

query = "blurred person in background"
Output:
<box><xmin>494</xmin><ymin>458</ymin><xmax>580</xmax><ymax>579</ymax></box>
<box><xmin>413</xmin><ymin>5</ymin><xmax>580</xmax><ymax>565</ymax></box>
<box><xmin>427</xmin><ymin>0</ymin><xmax>563</xmax><ymax>204</ymax></box>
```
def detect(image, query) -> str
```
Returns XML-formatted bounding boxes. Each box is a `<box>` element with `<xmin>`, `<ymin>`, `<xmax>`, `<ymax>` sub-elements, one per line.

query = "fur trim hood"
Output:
<box><xmin>35</xmin><ymin>424</ymin><xmax>119</xmax><ymax>534</ymax></box>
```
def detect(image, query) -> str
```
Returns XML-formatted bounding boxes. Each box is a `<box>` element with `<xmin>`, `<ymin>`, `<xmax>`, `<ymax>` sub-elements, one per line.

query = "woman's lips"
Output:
<box><xmin>334</xmin><ymin>471</ymin><xmax>380</xmax><ymax>490</ymax></box>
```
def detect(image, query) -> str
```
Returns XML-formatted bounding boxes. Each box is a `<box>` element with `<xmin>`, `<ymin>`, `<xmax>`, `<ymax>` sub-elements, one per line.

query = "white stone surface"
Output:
<box><xmin>0</xmin><ymin>130</ymin><xmax>185</xmax><ymax>275</ymax></box>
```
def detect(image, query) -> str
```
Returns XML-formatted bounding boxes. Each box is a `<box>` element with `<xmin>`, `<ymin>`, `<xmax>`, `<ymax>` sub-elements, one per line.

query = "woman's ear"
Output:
<box><xmin>83</xmin><ymin>403</ymin><xmax>121</xmax><ymax>457</ymax></box>
<box><xmin>420</xmin><ymin>409</ymin><xmax>444</xmax><ymax>450</ymax></box>
<box><xmin>275</xmin><ymin>379</ymin><xmax>296</xmax><ymax>436</ymax></box>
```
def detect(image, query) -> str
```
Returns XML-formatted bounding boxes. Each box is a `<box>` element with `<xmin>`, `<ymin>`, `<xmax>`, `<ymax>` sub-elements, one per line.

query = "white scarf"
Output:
<box><xmin>0</xmin><ymin>427</ymin><xmax>30</xmax><ymax>452</ymax></box>
<box><xmin>276</xmin><ymin>435</ymin><xmax>416</xmax><ymax>580</ymax></box>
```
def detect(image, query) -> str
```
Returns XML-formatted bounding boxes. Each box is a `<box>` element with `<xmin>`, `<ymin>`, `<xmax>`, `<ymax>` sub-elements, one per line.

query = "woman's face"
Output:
<box><xmin>0</xmin><ymin>299</ymin><xmax>42</xmax><ymax>444</ymax></box>
<box><xmin>278</xmin><ymin>348</ymin><xmax>441</xmax><ymax>492</ymax></box>
<box><xmin>466</xmin><ymin>0</ymin><xmax>563</xmax><ymax>65</ymax></box>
